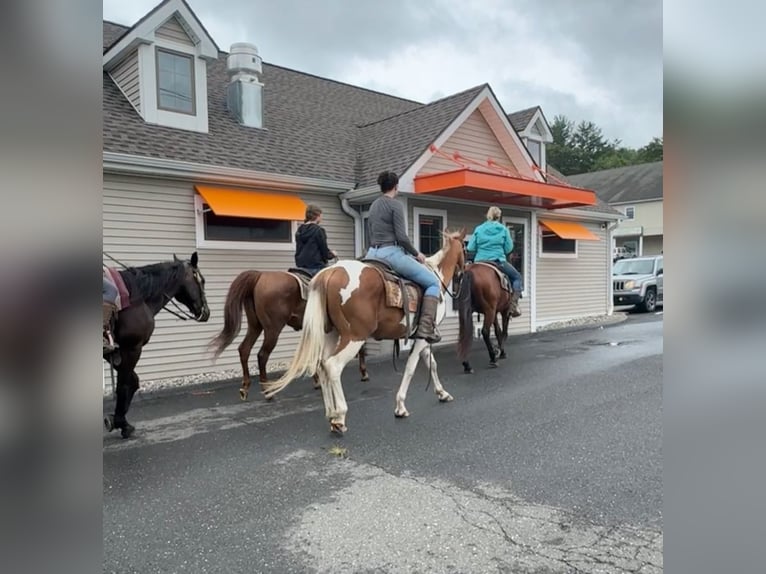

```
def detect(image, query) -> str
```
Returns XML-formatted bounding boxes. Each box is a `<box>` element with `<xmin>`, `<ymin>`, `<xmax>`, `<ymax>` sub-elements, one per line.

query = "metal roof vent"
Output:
<box><xmin>226</xmin><ymin>43</ymin><xmax>264</xmax><ymax>128</ymax></box>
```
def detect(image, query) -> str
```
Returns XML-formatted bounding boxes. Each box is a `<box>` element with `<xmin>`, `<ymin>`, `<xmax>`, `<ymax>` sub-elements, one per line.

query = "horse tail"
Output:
<box><xmin>457</xmin><ymin>269</ymin><xmax>474</xmax><ymax>362</ymax></box>
<box><xmin>209</xmin><ymin>270</ymin><xmax>261</xmax><ymax>359</ymax></box>
<box><xmin>262</xmin><ymin>268</ymin><xmax>331</xmax><ymax>399</ymax></box>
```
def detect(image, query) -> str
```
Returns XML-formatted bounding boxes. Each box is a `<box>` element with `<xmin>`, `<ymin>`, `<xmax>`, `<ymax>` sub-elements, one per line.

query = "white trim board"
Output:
<box><xmin>103</xmin><ymin>0</ymin><xmax>219</xmax><ymax>69</ymax></box>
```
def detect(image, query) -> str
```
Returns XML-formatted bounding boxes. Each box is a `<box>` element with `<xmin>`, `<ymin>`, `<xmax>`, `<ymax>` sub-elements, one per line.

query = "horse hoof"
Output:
<box><xmin>489</xmin><ymin>362</ymin><xmax>498</xmax><ymax>369</ymax></box>
<box><xmin>498</xmin><ymin>353</ymin><xmax>507</xmax><ymax>360</ymax></box>
<box><xmin>438</xmin><ymin>393</ymin><xmax>454</xmax><ymax>403</ymax></box>
<box><xmin>104</xmin><ymin>415</ymin><xmax>115</xmax><ymax>432</ymax></box>
<box><xmin>120</xmin><ymin>424</ymin><xmax>135</xmax><ymax>439</ymax></box>
<box><xmin>330</xmin><ymin>422</ymin><xmax>347</xmax><ymax>435</ymax></box>
<box><xmin>361</xmin><ymin>374</ymin><xmax>370</xmax><ymax>382</ymax></box>
<box><xmin>239</xmin><ymin>388</ymin><xmax>248</xmax><ymax>401</ymax></box>
<box><xmin>394</xmin><ymin>409</ymin><xmax>409</xmax><ymax>418</ymax></box>
<box><xmin>463</xmin><ymin>367</ymin><xmax>474</xmax><ymax>374</ymax></box>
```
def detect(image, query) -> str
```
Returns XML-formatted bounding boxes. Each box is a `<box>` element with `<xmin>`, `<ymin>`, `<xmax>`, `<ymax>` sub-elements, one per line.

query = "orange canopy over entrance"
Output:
<box><xmin>413</xmin><ymin>168</ymin><xmax>597</xmax><ymax>210</ymax></box>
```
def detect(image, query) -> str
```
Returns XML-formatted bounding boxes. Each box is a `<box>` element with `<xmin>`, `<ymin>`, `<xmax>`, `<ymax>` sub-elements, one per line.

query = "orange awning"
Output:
<box><xmin>540</xmin><ymin>219</ymin><xmax>600</xmax><ymax>241</ymax></box>
<box><xmin>195</xmin><ymin>185</ymin><xmax>306</xmax><ymax>220</ymax></box>
<box><xmin>413</xmin><ymin>168</ymin><xmax>597</xmax><ymax>209</ymax></box>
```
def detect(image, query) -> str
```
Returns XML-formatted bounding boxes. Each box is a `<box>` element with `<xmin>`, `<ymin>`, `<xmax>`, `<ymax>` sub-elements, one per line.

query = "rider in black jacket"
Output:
<box><xmin>295</xmin><ymin>204</ymin><xmax>336</xmax><ymax>276</ymax></box>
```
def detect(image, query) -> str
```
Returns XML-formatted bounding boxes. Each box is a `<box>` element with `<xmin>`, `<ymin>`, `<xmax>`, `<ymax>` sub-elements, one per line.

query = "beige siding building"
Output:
<box><xmin>102</xmin><ymin>0</ymin><xmax>621</xmax><ymax>388</ymax></box>
<box><xmin>569</xmin><ymin>162</ymin><xmax>663</xmax><ymax>257</ymax></box>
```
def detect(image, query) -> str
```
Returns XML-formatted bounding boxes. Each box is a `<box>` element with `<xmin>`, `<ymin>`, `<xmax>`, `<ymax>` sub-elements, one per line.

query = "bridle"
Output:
<box><xmin>103</xmin><ymin>252</ymin><xmax>207</xmax><ymax>321</ymax></box>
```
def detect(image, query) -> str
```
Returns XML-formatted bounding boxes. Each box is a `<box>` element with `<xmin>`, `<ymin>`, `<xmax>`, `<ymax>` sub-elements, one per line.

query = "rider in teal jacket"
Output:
<box><xmin>466</xmin><ymin>206</ymin><xmax>523</xmax><ymax>316</ymax></box>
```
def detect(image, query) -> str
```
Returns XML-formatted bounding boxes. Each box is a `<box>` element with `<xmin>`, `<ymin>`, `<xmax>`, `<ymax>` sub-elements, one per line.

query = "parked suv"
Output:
<box><xmin>613</xmin><ymin>255</ymin><xmax>664</xmax><ymax>312</ymax></box>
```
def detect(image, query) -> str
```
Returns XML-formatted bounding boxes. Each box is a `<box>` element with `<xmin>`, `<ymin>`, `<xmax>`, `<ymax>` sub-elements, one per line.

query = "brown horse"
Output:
<box><xmin>104</xmin><ymin>253</ymin><xmax>210</xmax><ymax>438</ymax></box>
<box><xmin>209</xmin><ymin>269</ymin><xmax>369</xmax><ymax>400</ymax></box>
<box><xmin>457</xmin><ymin>262</ymin><xmax>514</xmax><ymax>373</ymax></box>
<box><xmin>262</xmin><ymin>230</ymin><xmax>466</xmax><ymax>434</ymax></box>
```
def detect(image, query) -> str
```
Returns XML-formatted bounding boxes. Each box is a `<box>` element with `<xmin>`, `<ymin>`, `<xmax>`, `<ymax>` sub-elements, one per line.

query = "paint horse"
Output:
<box><xmin>263</xmin><ymin>230</ymin><xmax>466</xmax><ymax>434</ymax></box>
<box><xmin>456</xmin><ymin>261</ymin><xmax>515</xmax><ymax>373</ymax></box>
<box><xmin>209</xmin><ymin>268</ymin><xmax>369</xmax><ymax>400</ymax></box>
<box><xmin>104</xmin><ymin>253</ymin><xmax>210</xmax><ymax>438</ymax></box>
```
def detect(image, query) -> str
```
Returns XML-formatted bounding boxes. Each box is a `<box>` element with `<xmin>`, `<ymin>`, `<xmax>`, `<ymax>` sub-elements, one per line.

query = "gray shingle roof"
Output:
<box><xmin>355</xmin><ymin>85</ymin><xmax>486</xmax><ymax>187</ymax></box>
<box><xmin>507</xmin><ymin>106</ymin><xmax>539</xmax><ymax>132</ymax></box>
<box><xmin>545</xmin><ymin>166</ymin><xmax>622</xmax><ymax>216</ymax></box>
<box><xmin>103</xmin><ymin>20</ymin><xmax>618</xmax><ymax>218</ymax></box>
<box><xmin>567</xmin><ymin>162</ymin><xmax>663</xmax><ymax>204</ymax></box>
<box><xmin>104</xmin><ymin>21</ymin><xmax>424</xmax><ymax>182</ymax></box>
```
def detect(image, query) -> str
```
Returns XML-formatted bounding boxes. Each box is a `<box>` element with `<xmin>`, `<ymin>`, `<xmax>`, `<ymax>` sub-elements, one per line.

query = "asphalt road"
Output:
<box><xmin>104</xmin><ymin>313</ymin><xmax>663</xmax><ymax>574</ymax></box>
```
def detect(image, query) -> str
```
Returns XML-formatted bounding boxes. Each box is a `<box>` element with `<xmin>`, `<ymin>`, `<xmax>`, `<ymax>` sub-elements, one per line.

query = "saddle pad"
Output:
<box><xmin>472</xmin><ymin>262</ymin><xmax>511</xmax><ymax>292</ymax></box>
<box><xmin>105</xmin><ymin>266</ymin><xmax>130</xmax><ymax>311</ymax></box>
<box><xmin>286</xmin><ymin>270</ymin><xmax>311</xmax><ymax>300</ymax></box>
<box><xmin>383</xmin><ymin>280</ymin><xmax>421</xmax><ymax>314</ymax></box>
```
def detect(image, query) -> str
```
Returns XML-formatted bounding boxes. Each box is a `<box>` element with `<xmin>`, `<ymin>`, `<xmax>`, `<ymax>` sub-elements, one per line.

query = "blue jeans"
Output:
<box><xmin>494</xmin><ymin>260</ymin><xmax>523</xmax><ymax>293</ymax></box>
<box><xmin>103</xmin><ymin>277</ymin><xmax>118</xmax><ymax>304</ymax></box>
<box><xmin>303</xmin><ymin>265</ymin><xmax>326</xmax><ymax>278</ymax></box>
<box><xmin>366</xmin><ymin>246</ymin><xmax>441</xmax><ymax>297</ymax></box>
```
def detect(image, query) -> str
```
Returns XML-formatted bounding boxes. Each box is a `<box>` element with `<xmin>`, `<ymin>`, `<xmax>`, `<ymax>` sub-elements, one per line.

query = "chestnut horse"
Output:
<box><xmin>209</xmin><ymin>269</ymin><xmax>369</xmax><ymax>400</ymax></box>
<box><xmin>104</xmin><ymin>253</ymin><xmax>210</xmax><ymax>438</ymax></box>
<box><xmin>457</xmin><ymin>262</ymin><xmax>514</xmax><ymax>373</ymax></box>
<box><xmin>263</xmin><ymin>230</ymin><xmax>466</xmax><ymax>434</ymax></box>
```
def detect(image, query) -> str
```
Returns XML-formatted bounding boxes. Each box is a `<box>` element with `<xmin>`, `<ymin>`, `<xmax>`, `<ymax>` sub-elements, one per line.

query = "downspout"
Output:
<box><xmin>607</xmin><ymin>221</ymin><xmax>620</xmax><ymax>315</ymax></box>
<box><xmin>340</xmin><ymin>192</ymin><xmax>362</xmax><ymax>258</ymax></box>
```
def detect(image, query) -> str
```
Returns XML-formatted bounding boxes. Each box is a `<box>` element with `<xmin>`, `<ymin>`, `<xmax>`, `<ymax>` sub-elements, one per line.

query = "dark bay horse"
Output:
<box><xmin>457</xmin><ymin>262</ymin><xmax>514</xmax><ymax>373</ymax></box>
<box><xmin>263</xmin><ymin>230</ymin><xmax>466</xmax><ymax>434</ymax></box>
<box><xmin>103</xmin><ymin>253</ymin><xmax>210</xmax><ymax>438</ymax></box>
<box><xmin>209</xmin><ymin>269</ymin><xmax>369</xmax><ymax>400</ymax></box>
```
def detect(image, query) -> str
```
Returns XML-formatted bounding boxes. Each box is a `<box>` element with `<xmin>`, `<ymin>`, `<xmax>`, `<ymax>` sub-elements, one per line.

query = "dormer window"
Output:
<box><xmin>526</xmin><ymin>139</ymin><xmax>542</xmax><ymax>166</ymax></box>
<box><xmin>156</xmin><ymin>48</ymin><xmax>195</xmax><ymax>114</ymax></box>
<box><xmin>514</xmin><ymin>107</ymin><xmax>554</xmax><ymax>174</ymax></box>
<box><xmin>102</xmin><ymin>0</ymin><xmax>219</xmax><ymax>134</ymax></box>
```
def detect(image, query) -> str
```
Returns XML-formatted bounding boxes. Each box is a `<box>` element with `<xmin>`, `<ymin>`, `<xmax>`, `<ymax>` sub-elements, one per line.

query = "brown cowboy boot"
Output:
<box><xmin>103</xmin><ymin>302</ymin><xmax>118</xmax><ymax>354</ymax></box>
<box><xmin>510</xmin><ymin>290</ymin><xmax>522</xmax><ymax>318</ymax></box>
<box><xmin>414</xmin><ymin>295</ymin><xmax>442</xmax><ymax>344</ymax></box>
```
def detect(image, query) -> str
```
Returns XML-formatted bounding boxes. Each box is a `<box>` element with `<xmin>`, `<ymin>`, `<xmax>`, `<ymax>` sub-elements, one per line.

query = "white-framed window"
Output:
<box><xmin>502</xmin><ymin>216</ymin><xmax>529</xmax><ymax>297</ymax></box>
<box><xmin>623</xmin><ymin>206</ymin><xmax>635</xmax><ymax>220</ymax></box>
<box><xmin>193</xmin><ymin>195</ymin><xmax>297</xmax><ymax>251</ymax></box>
<box><xmin>156</xmin><ymin>47</ymin><xmax>195</xmax><ymax>115</ymax></box>
<box><xmin>413</xmin><ymin>207</ymin><xmax>447</xmax><ymax>257</ymax></box>
<box><xmin>539</xmin><ymin>224</ymin><xmax>578</xmax><ymax>258</ymax></box>
<box><xmin>526</xmin><ymin>139</ymin><xmax>542</xmax><ymax>166</ymax></box>
<box><xmin>413</xmin><ymin>207</ymin><xmax>455</xmax><ymax>316</ymax></box>
<box><xmin>136</xmin><ymin>41</ymin><xmax>209</xmax><ymax>133</ymax></box>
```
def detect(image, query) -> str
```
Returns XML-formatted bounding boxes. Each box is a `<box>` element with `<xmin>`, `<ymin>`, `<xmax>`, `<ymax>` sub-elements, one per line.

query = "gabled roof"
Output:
<box><xmin>507</xmin><ymin>106</ymin><xmax>539</xmax><ymax>132</ymax></box>
<box><xmin>103</xmin><ymin>0</ymin><xmax>219</xmax><ymax>66</ymax></box>
<box><xmin>355</xmin><ymin>85</ymin><xmax>487</xmax><ymax>187</ymax></box>
<box><xmin>567</xmin><ymin>162</ymin><xmax>663</xmax><ymax>204</ymax></box>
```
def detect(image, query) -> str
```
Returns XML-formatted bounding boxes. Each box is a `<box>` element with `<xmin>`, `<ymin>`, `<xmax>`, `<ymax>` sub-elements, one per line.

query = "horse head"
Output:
<box><xmin>172</xmin><ymin>252</ymin><xmax>210</xmax><ymax>322</ymax></box>
<box><xmin>427</xmin><ymin>227</ymin><xmax>466</xmax><ymax>280</ymax></box>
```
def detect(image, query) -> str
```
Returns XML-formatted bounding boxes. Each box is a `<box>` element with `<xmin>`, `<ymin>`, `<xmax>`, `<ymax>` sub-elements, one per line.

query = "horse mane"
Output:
<box><xmin>119</xmin><ymin>261</ymin><xmax>187</xmax><ymax>302</ymax></box>
<box><xmin>426</xmin><ymin>229</ymin><xmax>464</xmax><ymax>268</ymax></box>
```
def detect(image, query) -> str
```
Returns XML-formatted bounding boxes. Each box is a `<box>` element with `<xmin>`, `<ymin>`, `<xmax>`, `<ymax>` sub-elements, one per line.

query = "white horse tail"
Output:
<box><xmin>262</xmin><ymin>268</ymin><xmax>331</xmax><ymax>399</ymax></box>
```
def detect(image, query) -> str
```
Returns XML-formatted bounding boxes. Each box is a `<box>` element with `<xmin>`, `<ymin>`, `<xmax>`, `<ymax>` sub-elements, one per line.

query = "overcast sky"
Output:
<box><xmin>103</xmin><ymin>0</ymin><xmax>662</xmax><ymax>148</ymax></box>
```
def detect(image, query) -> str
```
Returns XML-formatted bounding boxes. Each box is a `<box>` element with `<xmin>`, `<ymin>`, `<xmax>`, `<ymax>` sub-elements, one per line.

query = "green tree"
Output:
<box><xmin>637</xmin><ymin>137</ymin><xmax>663</xmax><ymax>163</ymax></box>
<box><xmin>546</xmin><ymin>114</ymin><xmax>662</xmax><ymax>175</ymax></box>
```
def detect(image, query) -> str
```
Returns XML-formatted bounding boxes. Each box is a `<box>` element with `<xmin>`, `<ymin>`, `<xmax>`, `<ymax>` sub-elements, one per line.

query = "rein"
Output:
<box><xmin>103</xmin><ymin>252</ymin><xmax>199</xmax><ymax>321</ymax></box>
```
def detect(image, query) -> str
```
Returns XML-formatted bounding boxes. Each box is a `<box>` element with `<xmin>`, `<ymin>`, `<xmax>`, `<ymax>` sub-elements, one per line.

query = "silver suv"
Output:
<box><xmin>613</xmin><ymin>255</ymin><xmax>664</xmax><ymax>312</ymax></box>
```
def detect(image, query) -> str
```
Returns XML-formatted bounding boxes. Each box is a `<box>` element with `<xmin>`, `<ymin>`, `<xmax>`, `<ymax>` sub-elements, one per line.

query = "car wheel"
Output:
<box><xmin>640</xmin><ymin>288</ymin><xmax>657</xmax><ymax>313</ymax></box>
